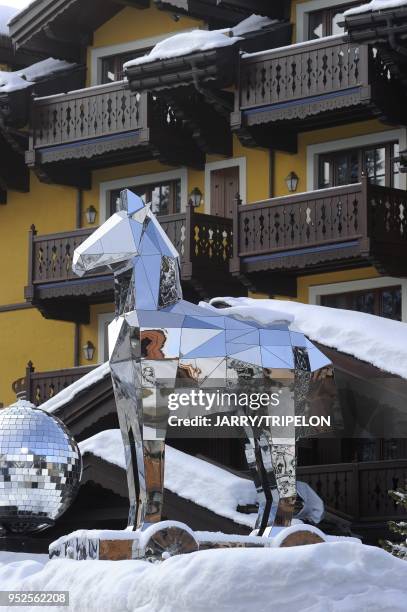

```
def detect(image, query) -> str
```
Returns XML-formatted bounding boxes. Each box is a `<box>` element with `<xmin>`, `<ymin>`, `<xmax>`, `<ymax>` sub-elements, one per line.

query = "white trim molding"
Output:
<box><xmin>308</xmin><ymin>276</ymin><xmax>407</xmax><ymax>322</ymax></box>
<box><xmin>306</xmin><ymin>128</ymin><xmax>407</xmax><ymax>191</ymax></box>
<box><xmin>99</xmin><ymin>168</ymin><xmax>188</xmax><ymax>222</ymax></box>
<box><xmin>296</xmin><ymin>0</ymin><xmax>357</xmax><ymax>43</ymax></box>
<box><xmin>90</xmin><ymin>29</ymin><xmax>195</xmax><ymax>85</ymax></box>
<box><xmin>97</xmin><ymin>311</ymin><xmax>115</xmax><ymax>363</ymax></box>
<box><xmin>204</xmin><ymin>157</ymin><xmax>247</xmax><ymax>214</ymax></box>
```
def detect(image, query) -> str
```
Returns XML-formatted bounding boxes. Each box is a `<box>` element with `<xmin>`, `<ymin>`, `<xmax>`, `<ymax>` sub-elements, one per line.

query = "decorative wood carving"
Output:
<box><xmin>232</xmin><ymin>179</ymin><xmax>407</xmax><ymax>278</ymax></box>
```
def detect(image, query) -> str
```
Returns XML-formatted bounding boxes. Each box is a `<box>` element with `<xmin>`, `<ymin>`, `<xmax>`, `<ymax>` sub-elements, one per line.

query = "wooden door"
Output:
<box><xmin>210</xmin><ymin>166</ymin><xmax>239</xmax><ymax>218</ymax></box>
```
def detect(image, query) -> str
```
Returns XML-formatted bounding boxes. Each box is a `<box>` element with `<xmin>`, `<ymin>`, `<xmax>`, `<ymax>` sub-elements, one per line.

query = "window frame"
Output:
<box><xmin>100</xmin><ymin>49</ymin><xmax>150</xmax><ymax>84</ymax></box>
<box><xmin>90</xmin><ymin>30</ymin><xmax>196</xmax><ymax>86</ymax></box>
<box><xmin>320</xmin><ymin>285</ymin><xmax>402</xmax><ymax>320</ymax></box>
<box><xmin>296</xmin><ymin>0</ymin><xmax>363</xmax><ymax>43</ymax></box>
<box><xmin>308</xmin><ymin>276</ymin><xmax>407</xmax><ymax>322</ymax></box>
<box><xmin>109</xmin><ymin>178</ymin><xmax>182</xmax><ymax>217</ymax></box>
<box><xmin>318</xmin><ymin>141</ymin><xmax>400</xmax><ymax>189</ymax></box>
<box><xmin>307</xmin><ymin>2</ymin><xmax>360</xmax><ymax>39</ymax></box>
<box><xmin>99</xmin><ymin>169</ymin><xmax>188</xmax><ymax>222</ymax></box>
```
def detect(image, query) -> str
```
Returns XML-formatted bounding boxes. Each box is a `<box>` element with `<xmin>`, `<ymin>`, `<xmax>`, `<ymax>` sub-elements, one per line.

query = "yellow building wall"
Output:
<box><xmin>0</xmin><ymin>172</ymin><xmax>80</xmax><ymax>406</ymax></box>
<box><xmin>0</xmin><ymin>310</ymin><xmax>74</xmax><ymax>407</ymax></box>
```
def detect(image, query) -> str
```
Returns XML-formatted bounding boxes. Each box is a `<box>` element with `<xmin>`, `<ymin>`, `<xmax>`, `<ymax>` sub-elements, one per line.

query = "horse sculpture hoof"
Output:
<box><xmin>136</xmin><ymin>521</ymin><xmax>199</xmax><ymax>562</ymax></box>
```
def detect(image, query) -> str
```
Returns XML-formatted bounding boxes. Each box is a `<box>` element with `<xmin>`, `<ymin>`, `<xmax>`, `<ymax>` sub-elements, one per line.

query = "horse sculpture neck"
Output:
<box><xmin>113</xmin><ymin>213</ymin><xmax>183</xmax><ymax>316</ymax></box>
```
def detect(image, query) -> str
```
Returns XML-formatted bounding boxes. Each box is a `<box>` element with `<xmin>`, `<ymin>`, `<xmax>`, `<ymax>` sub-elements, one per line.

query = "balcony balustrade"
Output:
<box><xmin>25</xmin><ymin>206</ymin><xmax>237</xmax><ymax>322</ymax></box>
<box><xmin>231</xmin><ymin>178</ymin><xmax>407</xmax><ymax>293</ymax></box>
<box><xmin>232</xmin><ymin>36</ymin><xmax>406</xmax><ymax>150</ymax></box>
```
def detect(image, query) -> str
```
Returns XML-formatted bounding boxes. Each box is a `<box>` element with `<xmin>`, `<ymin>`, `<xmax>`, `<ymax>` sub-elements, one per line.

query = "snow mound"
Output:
<box><xmin>0</xmin><ymin>57</ymin><xmax>76</xmax><ymax>93</ymax></box>
<box><xmin>345</xmin><ymin>1</ymin><xmax>407</xmax><ymax>16</ymax></box>
<box><xmin>1</xmin><ymin>543</ymin><xmax>406</xmax><ymax>612</ymax></box>
<box><xmin>201</xmin><ymin>297</ymin><xmax>407</xmax><ymax>379</ymax></box>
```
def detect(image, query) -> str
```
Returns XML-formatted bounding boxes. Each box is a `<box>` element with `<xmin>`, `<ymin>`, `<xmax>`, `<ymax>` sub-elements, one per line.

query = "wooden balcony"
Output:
<box><xmin>25</xmin><ymin>205</ymin><xmax>241</xmax><ymax>323</ymax></box>
<box><xmin>231</xmin><ymin>178</ymin><xmax>407</xmax><ymax>295</ymax></box>
<box><xmin>13</xmin><ymin>362</ymin><xmax>96</xmax><ymax>407</ymax></box>
<box><xmin>298</xmin><ymin>459</ymin><xmax>407</xmax><ymax>525</ymax></box>
<box><xmin>232</xmin><ymin>36</ymin><xmax>407</xmax><ymax>151</ymax></box>
<box><xmin>25</xmin><ymin>81</ymin><xmax>205</xmax><ymax>188</ymax></box>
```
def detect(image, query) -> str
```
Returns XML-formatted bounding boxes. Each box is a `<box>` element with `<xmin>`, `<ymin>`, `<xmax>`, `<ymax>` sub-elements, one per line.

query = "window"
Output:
<box><xmin>109</xmin><ymin>180</ymin><xmax>181</xmax><ymax>217</ymax></box>
<box><xmin>321</xmin><ymin>286</ymin><xmax>402</xmax><ymax>320</ymax></box>
<box><xmin>101</xmin><ymin>49</ymin><xmax>148</xmax><ymax>83</ymax></box>
<box><xmin>318</xmin><ymin>142</ymin><xmax>400</xmax><ymax>189</ymax></box>
<box><xmin>308</xmin><ymin>2</ymin><xmax>359</xmax><ymax>39</ymax></box>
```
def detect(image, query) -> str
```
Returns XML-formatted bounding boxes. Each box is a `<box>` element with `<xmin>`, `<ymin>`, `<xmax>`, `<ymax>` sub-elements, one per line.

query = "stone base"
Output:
<box><xmin>49</xmin><ymin>524</ymin><xmax>354</xmax><ymax>561</ymax></box>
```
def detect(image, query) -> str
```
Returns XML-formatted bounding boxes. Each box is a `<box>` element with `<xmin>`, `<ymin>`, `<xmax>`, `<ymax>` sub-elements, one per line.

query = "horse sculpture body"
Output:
<box><xmin>73</xmin><ymin>189</ymin><xmax>336</xmax><ymax>540</ymax></box>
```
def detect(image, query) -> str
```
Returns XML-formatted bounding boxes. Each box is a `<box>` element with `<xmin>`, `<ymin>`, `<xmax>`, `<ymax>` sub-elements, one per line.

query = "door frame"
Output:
<box><xmin>204</xmin><ymin>157</ymin><xmax>247</xmax><ymax>215</ymax></box>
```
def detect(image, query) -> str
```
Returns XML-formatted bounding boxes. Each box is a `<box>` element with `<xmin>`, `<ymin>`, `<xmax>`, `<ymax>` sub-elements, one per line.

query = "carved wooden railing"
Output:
<box><xmin>13</xmin><ymin>362</ymin><xmax>96</xmax><ymax>406</ymax></box>
<box><xmin>234</xmin><ymin>35</ymin><xmax>396</xmax><ymax>120</ymax></box>
<box><xmin>298</xmin><ymin>459</ymin><xmax>407</xmax><ymax>521</ymax></box>
<box><xmin>29</xmin><ymin>81</ymin><xmax>147</xmax><ymax>149</ymax></box>
<box><xmin>231</xmin><ymin>178</ymin><xmax>407</xmax><ymax>272</ymax></box>
<box><xmin>26</xmin><ymin>205</ymin><xmax>233</xmax><ymax>290</ymax></box>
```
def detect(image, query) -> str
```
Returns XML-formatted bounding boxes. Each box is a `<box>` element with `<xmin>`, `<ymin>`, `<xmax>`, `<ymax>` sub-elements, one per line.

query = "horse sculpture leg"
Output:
<box><xmin>245</xmin><ymin>435</ymin><xmax>279</xmax><ymax>535</ymax></box>
<box><xmin>245</xmin><ymin>432</ymin><xmax>296</xmax><ymax>536</ymax></box>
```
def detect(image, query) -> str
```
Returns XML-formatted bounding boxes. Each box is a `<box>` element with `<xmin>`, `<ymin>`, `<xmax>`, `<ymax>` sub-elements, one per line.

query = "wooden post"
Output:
<box><xmin>24</xmin><ymin>224</ymin><xmax>37</xmax><ymax>302</ymax></box>
<box><xmin>25</xmin><ymin>361</ymin><xmax>35</xmax><ymax>404</ymax></box>
<box><xmin>360</xmin><ymin>174</ymin><xmax>371</xmax><ymax>255</ymax></box>
<box><xmin>183</xmin><ymin>201</ymin><xmax>194</xmax><ymax>280</ymax></box>
<box><xmin>230</xmin><ymin>193</ymin><xmax>242</xmax><ymax>275</ymax></box>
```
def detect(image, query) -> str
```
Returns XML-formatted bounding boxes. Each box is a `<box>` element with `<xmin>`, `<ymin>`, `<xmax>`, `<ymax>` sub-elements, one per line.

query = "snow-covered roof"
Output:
<box><xmin>201</xmin><ymin>297</ymin><xmax>407</xmax><ymax>380</ymax></box>
<box><xmin>345</xmin><ymin>0</ymin><xmax>407</xmax><ymax>16</ymax></box>
<box><xmin>0</xmin><ymin>57</ymin><xmax>77</xmax><ymax>93</ymax></box>
<box><xmin>0</xmin><ymin>5</ymin><xmax>18</xmax><ymax>36</ymax></box>
<box><xmin>79</xmin><ymin>429</ymin><xmax>324</xmax><ymax>526</ymax></box>
<box><xmin>124</xmin><ymin>15</ymin><xmax>276</xmax><ymax>69</ymax></box>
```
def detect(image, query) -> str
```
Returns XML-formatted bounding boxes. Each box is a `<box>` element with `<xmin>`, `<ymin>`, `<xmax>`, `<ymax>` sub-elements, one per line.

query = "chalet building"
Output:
<box><xmin>1</xmin><ymin>0</ymin><xmax>407</xmax><ymax>545</ymax></box>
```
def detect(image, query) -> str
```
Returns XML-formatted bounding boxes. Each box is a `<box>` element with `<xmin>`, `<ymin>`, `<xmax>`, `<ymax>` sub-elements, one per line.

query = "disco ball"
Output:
<box><xmin>0</xmin><ymin>400</ymin><xmax>82</xmax><ymax>534</ymax></box>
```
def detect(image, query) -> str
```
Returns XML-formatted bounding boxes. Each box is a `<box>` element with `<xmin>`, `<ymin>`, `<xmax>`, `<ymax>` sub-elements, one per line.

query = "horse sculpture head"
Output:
<box><xmin>72</xmin><ymin>189</ymin><xmax>182</xmax><ymax>310</ymax></box>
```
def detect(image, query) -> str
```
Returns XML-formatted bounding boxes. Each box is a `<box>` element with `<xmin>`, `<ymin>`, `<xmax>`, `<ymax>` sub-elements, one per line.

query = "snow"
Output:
<box><xmin>0</xmin><ymin>4</ymin><xmax>18</xmax><ymax>35</ymax></box>
<box><xmin>79</xmin><ymin>429</ymin><xmax>324</xmax><ymax>526</ymax></box>
<box><xmin>345</xmin><ymin>0</ymin><xmax>407</xmax><ymax>16</ymax></box>
<box><xmin>1</xmin><ymin>542</ymin><xmax>407</xmax><ymax>611</ymax></box>
<box><xmin>124</xmin><ymin>29</ymin><xmax>240</xmax><ymax>68</ymax></box>
<box><xmin>41</xmin><ymin>361</ymin><xmax>110</xmax><ymax>414</ymax></box>
<box><xmin>230</xmin><ymin>14</ymin><xmax>277</xmax><ymax>36</ymax></box>
<box><xmin>201</xmin><ymin>297</ymin><xmax>407</xmax><ymax>380</ymax></box>
<box><xmin>124</xmin><ymin>14</ymin><xmax>276</xmax><ymax>68</ymax></box>
<box><xmin>0</xmin><ymin>57</ymin><xmax>76</xmax><ymax>93</ymax></box>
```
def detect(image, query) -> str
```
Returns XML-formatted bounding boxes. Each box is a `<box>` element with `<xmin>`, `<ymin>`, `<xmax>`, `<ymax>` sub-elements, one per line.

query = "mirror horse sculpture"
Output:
<box><xmin>73</xmin><ymin>189</ymin><xmax>337</xmax><ymax>545</ymax></box>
